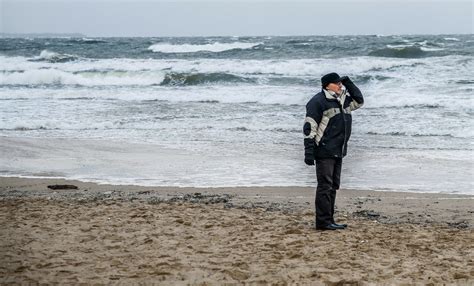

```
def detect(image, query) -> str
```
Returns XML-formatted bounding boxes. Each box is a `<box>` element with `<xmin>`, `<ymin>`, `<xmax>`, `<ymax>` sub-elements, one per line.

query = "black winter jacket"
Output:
<box><xmin>303</xmin><ymin>78</ymin><xmax>364</xmax><ymax>160</ymax></box>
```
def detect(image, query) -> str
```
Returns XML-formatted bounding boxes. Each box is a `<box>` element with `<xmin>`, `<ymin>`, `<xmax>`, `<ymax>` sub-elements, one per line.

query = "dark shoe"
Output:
<box><xmin>316</xmin><ymin>223</ymin><xmax>345</xmax><ymax>230</ymax></box>
<box><xmin>333</xmin><ymin>223</ymin><xmax>348</xmax><ymax>228</ymax></box>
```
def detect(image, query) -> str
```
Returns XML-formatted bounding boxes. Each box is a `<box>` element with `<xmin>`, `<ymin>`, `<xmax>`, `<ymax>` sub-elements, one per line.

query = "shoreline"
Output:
<box><xmin>2</xmin><ymin>136</ymin><xmax>471</xmax><ymax>195</ymax></box>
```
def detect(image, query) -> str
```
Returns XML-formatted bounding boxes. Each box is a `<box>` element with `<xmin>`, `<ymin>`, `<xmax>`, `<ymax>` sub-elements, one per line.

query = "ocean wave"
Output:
<box><xmin>2</xmin><ymin>53</ymin><xmax>467</xmax><ymax>79</ymax></box>
<box><xmin>60</xmin><ymin>96</ymin><xmax>96</xmax><ymax>100</ymax></box>
<box><xmin>160</xmin><ymin>72</ymin><xmax>256</xmax><ymax>86</ymax></box>
<box><xmin>366</xmin><ymin>131</ymin><xmax>455</xmax><ymax>138</ymax></box>
<box><xmin>285</xmin><ymin>39</ymin><xmax>314</xmax><ymax>46</ymax></box>
<box><xmin>147</xmin><ymin>42</ymin><xmax>262</xmax><ymax>53</ymax></box>
<box><xmin>369</xmin><ymin>39</ymin><xmax>446</xmax><ymax>58</ymax></box>
<box><xmin>29</xmin><ymin>50</ymin><xmax>79</xmax><ymax>63</ymax></box>
<box><xmin>62</xmin><ymin>38</ymin><xmax>108</xmax><ymax>44</ymax></box>
<box><xmin>399</xmin><ymin>104</ymin><xmax>441</xmax><ymax>109</ymax></box>
<box><xmin>196</xmin><ymin>100</ymin><xmax>220</xmax><ymax>103</ymax></box>
<box><xmin>0</xmin><ymin>69</ymin><xmax>257</xmax><ymax>87</ymax></box>
<box><xmin>285</xmin><ymin>39</ymin><xmax>309</xmax><ymax>44</ymax></box>
<box><xmin>419</xmin><ymin>46</ymin><xmax>444</xmax><ymax>52</ymax></box>
<box><xmin>6</xmin><ymin>126</ymin><xmax>50</xmax><ymax>131</ymax></box>
<box><xmin>0</xmin><ymin>68</ymin><xmax>389</xmax><ymax>87</ymax></box>
<box><xmin>78</xmin><ymin>38</ymin><xmax>107</xmax><ymax>44</ymax></box>
<box><xmin>0</xmin><ymin>123</ymin><xmax>117</xmax><ymax>132</ymax></box>
<box><xmin>1</xmin><ymin>54</ymin><xmax>469</xmax><ymax>88</ymax></box>
<box><xmin>1</xmin><ymin>36</ymin><xmax>470</xmax><ymax>61</ymax></box>
<box><xmin>455</xmin><ymin>79</ymin><xmax>474</xmax><ymax>85</ymax></box>
<box><xmin>351</xmin><ymin>74</ymin><xmax>392</xmax><ymax>84</ymax></box>
<box><xmin>363</xmin><ymin>102</ymin><xmax>445</xmax><ymax>110</ymax></box>
<box><xmin>229</xmin><ymin>127</ymin><xmax>299</xmax><ymax>133</ymax></box>
<box><xmin>368</xmin><ymin>46</ymin><xmax>431</xmax><ymax>58</ymax></box>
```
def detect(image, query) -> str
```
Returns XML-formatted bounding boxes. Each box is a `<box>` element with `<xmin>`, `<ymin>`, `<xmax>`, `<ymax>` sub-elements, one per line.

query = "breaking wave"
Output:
<box><xmin>0</xmin><ymin>51</ymin><xmax>469</xmax><ymax>88</ymax></box>
<box><xmin>0</xmin><ymin>68</ymin><xmax>393</xmax><ymax>87</ymax></box>
<box><xmin>368</xmin><ymin>46</ymin><xmax>432</xmax><ymax>58</ymax></box>
<box><xmin>0</xmin><ymin>69</ymin><xmax>257</xmax><ymax>87</ymax></box>
<box><xmin>0</xmin><ymin>69</ymin><xmax>165</xmax><ymax>86</ymax></box>
<box><xmin>160</xmin><ymin>72</ymin><xmax>256</xmax><ymax>86</ymax></box>
<box><xmin>77</xmin><ymin>38</ymin><xmax>108</xmax><ymax>44</ymax></box>
<box><xmin>147</xmin><ymin>42</ymin><xmax>262</xmax><ymax>53</ymax></box>
<box><xmin>29</xmin><ymin>50</ymin><xmax>79</xmax><ymax>63</ymax></box>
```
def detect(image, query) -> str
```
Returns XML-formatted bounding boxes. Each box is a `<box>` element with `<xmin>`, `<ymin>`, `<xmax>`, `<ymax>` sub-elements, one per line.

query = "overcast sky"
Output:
<box><xmin>1</xmin><ymin>0</ymin><xmax>473</xmax><ymax>36</ymax></box>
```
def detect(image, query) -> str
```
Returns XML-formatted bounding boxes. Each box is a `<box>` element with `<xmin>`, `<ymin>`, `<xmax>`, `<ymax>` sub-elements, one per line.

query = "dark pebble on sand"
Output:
<box><xmin>47</xmin><ymin>184</ymin><xmax>78</xmax><ymax>190</ymax></box>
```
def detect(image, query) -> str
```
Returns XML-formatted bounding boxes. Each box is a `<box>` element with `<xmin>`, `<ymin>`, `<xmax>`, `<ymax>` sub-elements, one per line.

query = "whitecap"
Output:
<box><xmin>386</xmin><ymin>44</ymin><xmax>412</xmax><ymax>49</ymax></box>
<box><xmin>147</xmin><ymin>42</ymin><xmax>262</xmax><ymax>53</ymax></box>
<box><xmin>31</xmin><ymin>50</ymin><xmax>78</xmax><ymax>63</ymax></box>
<box><xmin>419</xmin><ymin>46</ymin><xmax>444</xmax><ymax>52</ymax></box>
<box><xmin>0</xmin><ymin>69</ymin><xmax>166</xmax><ymax>86</ymax></box>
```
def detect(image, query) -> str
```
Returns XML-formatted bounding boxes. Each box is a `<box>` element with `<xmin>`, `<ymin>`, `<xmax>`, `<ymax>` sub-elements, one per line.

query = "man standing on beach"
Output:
<box><xmin>303</xmin><ymin>73</ymin><xmax>364</xmax><ymax>230</ymax></box>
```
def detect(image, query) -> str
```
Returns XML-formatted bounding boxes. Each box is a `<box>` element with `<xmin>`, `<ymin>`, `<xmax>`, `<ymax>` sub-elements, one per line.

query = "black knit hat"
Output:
<box><xmin>321</xmin><ymin>72</ymin><xmax>342</xmax><ymax>88</ymax></box>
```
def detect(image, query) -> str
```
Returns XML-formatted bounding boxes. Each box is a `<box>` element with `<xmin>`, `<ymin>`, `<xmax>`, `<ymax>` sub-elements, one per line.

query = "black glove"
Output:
<box><xmin>340</xmin><ymin>76</ymin><xmax>352</xmax><ymax>85</ymax></box>
<box><xmin>304</xmin><ymin>138</ymin><xmax>316</xmax><ymax>166</ymax></box>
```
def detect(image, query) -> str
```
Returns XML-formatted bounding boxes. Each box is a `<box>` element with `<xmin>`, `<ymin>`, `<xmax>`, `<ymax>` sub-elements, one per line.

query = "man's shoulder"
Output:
<box><xmin>306</xmin><ymin>91</ymin><xmax>325</xmax><ymax>107</ymax></box>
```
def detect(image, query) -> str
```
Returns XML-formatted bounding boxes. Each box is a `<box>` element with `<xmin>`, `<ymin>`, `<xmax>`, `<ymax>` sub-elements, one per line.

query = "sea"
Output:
<box><xmin>0</xmin><ymin>35</ymin><xmax>473</xmax><ymax>194</ymax></box>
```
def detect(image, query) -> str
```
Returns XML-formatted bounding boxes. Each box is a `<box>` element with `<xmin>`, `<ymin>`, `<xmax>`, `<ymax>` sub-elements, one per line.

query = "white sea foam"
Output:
<box><xmin>386</xmin><ymin>42</ymin><xmax>444</xmax><ymax>52</ymax></box>
<box><xmin>37</xmin><ymin>50</ymin><xmax>59</xmax><ymax>60</ymax></box>
<box><xmin>147</xmin><ymin>42</ymin><xmax>262</xmax><ymax>53</ymax></box>
<box><xmin>419</xmin><ymin>46</ymin><xmax>444</xmax><ymax>52</ymax></box>
<box><xmin>386</xmin><ymin>44</ymin><xmax>412</xmax><ymax>49</ymax></box>
<box><xmin>0</xmin><ymin>69</ymin><xmax>165</xmax><ymax>86</ymax></box>
<box><xmin>80</xmin><ymin>38</ymin><xmax>106</xmax><ymax>43</ymax></box>
<box><xmin>31</xmin><ymin>50</ymin><xmax>78</xmax><ymax>62</ymax></box>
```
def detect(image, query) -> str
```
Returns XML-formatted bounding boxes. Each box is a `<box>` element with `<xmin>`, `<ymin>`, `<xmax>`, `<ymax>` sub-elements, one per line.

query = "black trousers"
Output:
<box><xmin>315</xmin><ymin>158</ymin><xmax>342</xmax><ymax>227</ymax></box>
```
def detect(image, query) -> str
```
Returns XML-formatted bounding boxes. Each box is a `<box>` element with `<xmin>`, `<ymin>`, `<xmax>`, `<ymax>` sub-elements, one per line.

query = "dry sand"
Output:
<box><xmin>1</xmin><ymin>177</ymin><xmax>473</xmax><ymax>284</ymax></box>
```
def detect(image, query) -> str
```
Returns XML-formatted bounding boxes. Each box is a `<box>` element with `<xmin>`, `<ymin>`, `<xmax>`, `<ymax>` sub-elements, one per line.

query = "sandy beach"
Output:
<box><xmin>1</xmin><ymin>177</ymin><xmax>473</xmax><ymax>284</ymax></box>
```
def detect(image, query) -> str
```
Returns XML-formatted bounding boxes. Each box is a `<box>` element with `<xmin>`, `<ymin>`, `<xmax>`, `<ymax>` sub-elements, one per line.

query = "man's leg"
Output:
<box><xmin>315</xmin><ymin>158</ymin><xmax>336</xmax><ymax>228</ymax></box>
<box><xmin>330</xmin><ymin>158</ymin><xmax>342</xmax><ymax>223</ymax></box>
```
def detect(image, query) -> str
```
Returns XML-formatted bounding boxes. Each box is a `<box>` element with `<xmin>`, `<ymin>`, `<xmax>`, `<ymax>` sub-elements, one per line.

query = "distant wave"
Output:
<box><xmin>368</xmin><ymin>46</ymin><xmax>431</xmax><ymax>58</ymax></box>
<box><xmin>228</xmin><ymin>127</ymin><xmax>299</xmax><ymax>133</ymax></box>
<box><xmin>3</xmin><ymin>126</ymin><xmax>50</xmax><ymax>131</ymax></box>
<box><xmin>455</xmin><ymin>79</ymin><xmax>474</xmax><ymax>85</ymax></box>
<box><xmin>364</xmin><ymin>103</ymin><xmax>443</xmax><ymax>110</ymax></box>
<box><xmin>160</xmin><ymin>72</ymin><xmax>256</xmax><ymax>86</ymax></box>
<box><xmin>147</xmin><ymin>42</ymin><xmax>262</xmax><ymax>53</ymax></box>
<box><xmin>399</xmin><ymin>104</ymin><xmax>441</xmax><ymax>109</ymax></box>
<box><xmin>78</xmin><ymin>38</ymin><xmax>107</xmax><ymax>44</ymax></box>
<box><xmin>285</xmin><ymin>39</ymin><xmax>314</xmax><ymax>45</ymax></box>
<box><xmin>368</xmin><ymin>40</ymin><xmax>445</xmax><ymax>58</ymax></box>
<box><xmin>366</xmin><ymin>131</ymin><xmax>455</xmax><ymax>138</ymax></box>
<box><xmin>351</xmin><ymin>74</ymin><xmax>392</xmax><ymax>84</ymax></box>
<box><xmin>29</xmin><ymin>50</ymin><xmax>79</xmax><ymax>63</ymax></box>
<box><xmin>0</xmin><ymin>123</ymin><xmax>117</xmax><ymax>132</ymax></box>
<box><xmin>0</xmin><ymin>35</ymin><xmax>470</xmax><ymax>61</ymax></box>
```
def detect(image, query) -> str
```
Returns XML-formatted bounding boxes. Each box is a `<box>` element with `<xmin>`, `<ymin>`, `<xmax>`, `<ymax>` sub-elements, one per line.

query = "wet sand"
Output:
<box><xmin>1</xmin><ymin>177</ymin><xmax>473</xmax><ymax>284</ymax></box>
